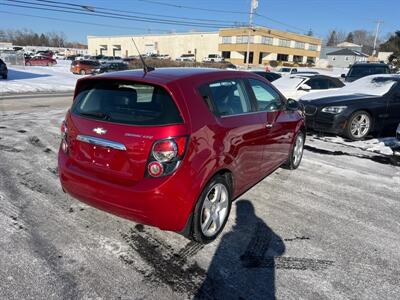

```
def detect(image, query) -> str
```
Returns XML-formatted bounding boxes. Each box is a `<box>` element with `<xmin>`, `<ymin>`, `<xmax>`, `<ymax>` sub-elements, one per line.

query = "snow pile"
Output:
<box><xmin>301</xmin><ymin>74</ymin><xmax>399</xmax><ymax>101</ymax></box>
<box><xmin>0</xmin><ymin>60</ymin><xmax>80</xmax><ymax>94</ymax></box>
<box><xmin>313</xmin><ymin>134</ymin><xmax>399</xmax><ymax>156</ymax></box>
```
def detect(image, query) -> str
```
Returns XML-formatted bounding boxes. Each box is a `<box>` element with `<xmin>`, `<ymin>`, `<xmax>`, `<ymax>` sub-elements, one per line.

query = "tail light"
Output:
<box><xmin>60</xmin><ymin>120</ymin><xmax>69</xmax><ymax>154</ymax></box>
<box><xmin>147</xmin><ymin>136</ymin><xmax>188</xmax><ymax>177</ymax></box>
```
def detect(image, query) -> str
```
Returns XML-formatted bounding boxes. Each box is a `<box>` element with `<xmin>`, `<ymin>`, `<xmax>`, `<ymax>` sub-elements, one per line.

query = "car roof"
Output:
<box><xmin>90</xmin><ymin>67</ymin><xmax>236</xmax><ymax>84</ymax></box>
<box><xmin>351</xmin><ymin>63</ymin><xmax>389</xmax><ymax>67</ymax></box>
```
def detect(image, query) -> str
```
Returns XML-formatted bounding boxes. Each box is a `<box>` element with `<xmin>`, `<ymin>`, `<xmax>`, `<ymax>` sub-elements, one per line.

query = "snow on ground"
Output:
<box><xmin>0</xmin><ymin>60</ymin><xmax>80</xmax><ymax>95</ymax></box>
<box><xmin>310</xmin><ymin>133</ymin><xmax>400</xmax><ymax>156</ymax></box>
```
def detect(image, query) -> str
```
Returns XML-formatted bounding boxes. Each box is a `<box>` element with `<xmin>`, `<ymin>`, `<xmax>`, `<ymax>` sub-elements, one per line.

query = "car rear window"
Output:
<box><xmin>72</xmin><ymin>80</ymin><xmax>183</xmax><ymax>126</ymax></box>
<box><xmin>348</xmin><ymin>66</ymin><xmax>390</xmax><ymax>77</ymax></box>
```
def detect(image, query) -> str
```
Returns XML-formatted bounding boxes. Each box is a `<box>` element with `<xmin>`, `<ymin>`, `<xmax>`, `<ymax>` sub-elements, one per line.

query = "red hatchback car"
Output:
<box><xmin>25</xmin><ymin>56</ymin><xmax>57</xmax><ymax>66</ymax></box>
<box><xmin>58</xmin><ymin>68</ymin><xmax>305</xmax><ymax>243</ymax></box>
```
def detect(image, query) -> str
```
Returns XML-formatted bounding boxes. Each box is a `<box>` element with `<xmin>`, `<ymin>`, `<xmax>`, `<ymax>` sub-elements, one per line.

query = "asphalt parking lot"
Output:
<box><xmin>0</xmin><ymin>94</ymin><xmax>399</xmax><ymax>299</ymax></box>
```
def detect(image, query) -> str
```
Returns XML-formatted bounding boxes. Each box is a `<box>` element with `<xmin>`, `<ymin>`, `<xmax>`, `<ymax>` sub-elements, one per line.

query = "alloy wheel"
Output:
<box><xmin>293</xmin><ymin>134</ymin><xmax>304</xmax><ymax>167</ymax></box>
<box><xmin>350</xmin><ymin>113</ymin><xmax>370</xmax><ymax>139</ymax></box>
<box><xmin>200</xmin><ymin>183</ymin><xmax>229</xmax><ymax>237</ymax></box>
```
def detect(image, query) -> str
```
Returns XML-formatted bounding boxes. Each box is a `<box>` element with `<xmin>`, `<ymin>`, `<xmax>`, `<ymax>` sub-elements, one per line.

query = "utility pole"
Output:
<box><xmin>245</xmin><ymin>0</ymin><xmax>258</xmax><ymax>69</ymax></box>
<box><xmin>372</xmin><ymin>20</ymin><xmax>383</xmax><ymax>56</ymax></box>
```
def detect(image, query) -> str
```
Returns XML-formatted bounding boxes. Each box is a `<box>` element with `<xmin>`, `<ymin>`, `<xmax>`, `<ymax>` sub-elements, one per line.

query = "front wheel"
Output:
<box><xmin>344</xmin><ymin>110</ymin><xmax>372</xmax><ymax>140</ymax></box>
<box><xmin>191</xmin><ymin>175</ymin><xmax>232</xmax><ymax>243</ymax></box>
<box><xmin>283</xmin><ymin>131</ymin><xmax>305</xmax><ymax>170</ymax></box>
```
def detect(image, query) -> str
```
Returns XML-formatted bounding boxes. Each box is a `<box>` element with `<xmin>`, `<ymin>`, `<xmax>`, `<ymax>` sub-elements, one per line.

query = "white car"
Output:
<box><xmin>203</xmin><ymin>54</ymin><xmax>224</xmax><ymax>63</ymax></box>
<box><xmin>176</xmin><ymin>54</ymin><xmax>195</xmax><ymax>62</ymax></box>
<box><xmin>273</xmin><ymin>74</ymin><xmax>345</xmax><ymax>100</ymax></box>
<box><xmin>98</xmin><ymin>56</ymin><xmax>123</xmax><ymax>64</ymax></box>
<box><xmin>275</xmin><ymin>67</ymin><xmax>298</xmax><ymax>76</ymax></box>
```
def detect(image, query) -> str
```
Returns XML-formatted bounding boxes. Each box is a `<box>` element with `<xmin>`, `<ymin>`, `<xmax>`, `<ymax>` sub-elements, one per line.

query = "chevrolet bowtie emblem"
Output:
<box><xmin>93</xmin><ymin>127</ymin><xmax>107</xmax><ymax>135</ymax></box>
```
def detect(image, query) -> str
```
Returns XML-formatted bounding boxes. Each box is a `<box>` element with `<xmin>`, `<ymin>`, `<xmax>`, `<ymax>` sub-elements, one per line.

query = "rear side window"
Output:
<box><xmin>204</xmin><ymin>79</ymin><xmax>252</xmax><ymax>116</ymax></box>
<box><xmin>72</xmin><ymin>80</ymin><xmax>183</xmax><ymax>126</ymax></box>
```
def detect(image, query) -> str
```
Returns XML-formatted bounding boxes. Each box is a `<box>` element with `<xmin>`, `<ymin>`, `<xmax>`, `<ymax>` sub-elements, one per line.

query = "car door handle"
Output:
<box><xmin>265</xmin><ymin>123</ymin><xmax>273</xmax><ymax>128</ymax></box>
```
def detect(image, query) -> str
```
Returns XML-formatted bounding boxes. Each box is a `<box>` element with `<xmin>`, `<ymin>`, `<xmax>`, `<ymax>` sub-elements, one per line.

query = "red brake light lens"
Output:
<box><xmin>148</xmin><ymin>161</ymin><xmax>164</xmax><ymax>177</ymax></box>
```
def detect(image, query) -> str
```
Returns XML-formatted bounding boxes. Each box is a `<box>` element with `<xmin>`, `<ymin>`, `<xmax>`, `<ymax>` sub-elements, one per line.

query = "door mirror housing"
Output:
<box><xmin>286</xmin><ymin>98</ymin><xmax>301</xmax><ymax>111</ymax></box>
<box><xmin>299</xmin><ymin>84</ymin><xmax>311</xmax><ymax>91</ymax></box>
<box><xmin>341</xmin><ymin>74</ymin><xmax>346</xmax><ymax>78</ymax></box>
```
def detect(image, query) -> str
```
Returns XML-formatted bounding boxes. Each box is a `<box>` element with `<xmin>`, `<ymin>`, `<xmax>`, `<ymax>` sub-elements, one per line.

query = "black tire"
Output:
<box><xmin>344</xmin><ymin>110</ymin><xmax>372</xmax><ymax>140</ymax></box>
<box><xmin>2</xmin><ymin>74</ymin><xmax>6</xmax><ymax>79</ymax></box>
<box><xmin>283</xmin><ymin>131</ymin><xmax>305</xmax><ymax>170</ymax></box>
<box><xmin>80</xmin><ymin>69</ymin><xmax>86</xmax><ymax>75</ymax></box>
<box><xmin>191</xmin><ymin>174</ymin><xmax>232</xmax><ymax>244</ymax></box>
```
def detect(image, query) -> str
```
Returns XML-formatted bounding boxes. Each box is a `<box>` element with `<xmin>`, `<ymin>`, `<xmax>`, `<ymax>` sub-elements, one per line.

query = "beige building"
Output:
<box><xmin>87</xmin><ymin>26</ymin><xmax>322</xmax><ymax>66</ymax></box>
<box><xmin>87</xmin><ymin>32</ymin><xmax>219</xmax><ymax>62</ymax></box>
<box><xmin>219</xmin><ymin>27</ymin><xmax>321</xmax><ymax>66</ymax></box>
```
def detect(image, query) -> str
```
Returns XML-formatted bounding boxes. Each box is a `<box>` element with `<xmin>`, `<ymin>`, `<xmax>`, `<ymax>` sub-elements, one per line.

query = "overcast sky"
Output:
<box><xmin>0</xmin><ymin>0</ymin><xmax>398</xmax><ymax>43</ymax></box>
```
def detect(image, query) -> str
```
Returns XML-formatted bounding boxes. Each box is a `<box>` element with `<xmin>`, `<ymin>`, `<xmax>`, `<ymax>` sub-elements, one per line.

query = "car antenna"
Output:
<box><xmin>131</xmin><ymin>38</ymin><xmax>154</xmax><ymax>74</ymax></box>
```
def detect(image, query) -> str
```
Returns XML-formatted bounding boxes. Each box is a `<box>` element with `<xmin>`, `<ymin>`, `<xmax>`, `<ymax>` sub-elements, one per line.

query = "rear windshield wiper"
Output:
<box><xmin>80</xmin><ymin>111</ymin><xmax>111</xmax><ymax>120</ymax></box>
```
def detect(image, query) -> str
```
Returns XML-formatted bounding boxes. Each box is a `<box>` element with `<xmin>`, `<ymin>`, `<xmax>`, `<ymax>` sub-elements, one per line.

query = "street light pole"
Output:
<box><xmin>245</xmin><ymin>0</ymin><xmax>258</xmax><ymax>69</ymax></box>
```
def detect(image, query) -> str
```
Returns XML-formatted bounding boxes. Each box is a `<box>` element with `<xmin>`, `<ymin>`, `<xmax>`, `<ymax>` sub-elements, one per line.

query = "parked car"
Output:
<box><xmin>252</xmin><ymin>71</ymin><xmax>281</xmax><ymax>82</ymax></box>
<box><xmin>176</xmin><ymin>54</ymin><xmax>195</xmax><ymax>62</ymax></box>
<box><xmin>273</xmin><ymin>74</ymin><xmax>345</xmax><ymax>100</ymax></box>
<box><xmin>70</xmin><ymin>60</ymin><xmax>101</xmax><ymax>75</ymax></box>
<box><xmin>276</xmin><ymin>67</ymin><xmax>298</xmax><ymax>76</ymax></box>
<box><xmin>299</xmin><ymin>74</ymin><xmax>400</xmax><ymax>140</ymax></box>
<box><xmin>66</xmin><ymin>55</ymin><xmax>80</xmax><ymax>61</ymax></box>
<box><xmin>203</xmin><ymin>54</ymin><xmax>224</xmax><ymax>63</ymax></box>
<box><xmin>397</xmin><ymin>123</ymin><xmax>400</xmax><ymax>140</ymax></box>
<box><xmin>342</xmin><ymin>62</ymin><xmax>391</xmax><ymax>82</ymax></box>
<box><xmin>76</xmin><ymin>55</ymin><xmax>96</xmax><ymax>61</ymax></box>
<box><xmin>54</xmin><ymin>53</ymin><xmax>66</xmax><ymax>60</ymax></box>
<box><xmin>58</xmin><ymin>68</ymin><xmax>305</xmax><ymax>243</ymax></box>
<box><xmin>35</xmin><ymin>50</ymin><xmax>54</xmax><ymax>58</ymax></box>
<box><xmin>98</xmin><ymin>56</ymin><xmax>123</xmax><ymax>64</ymax></box>
<box><xmin>95</xmin><ymin>62</ymin><xmax>129</xmax><ymax>73</ymax></box>
<box><xmin>0</xmin><ymin>58</ymin><xmax>8</xmax><ymax>79</ymax></box>
<box><xmin>25</xmin><ymin>56</ymin><xmax>57</xmax><ymax>66</ymax></box>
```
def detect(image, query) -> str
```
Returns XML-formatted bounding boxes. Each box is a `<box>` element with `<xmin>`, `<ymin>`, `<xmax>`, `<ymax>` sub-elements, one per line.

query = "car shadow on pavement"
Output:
<box><xmin>7</xmin><ymin>69</ymin><xmax>51</xmax><ymax>80</ymax></box>
<box><xmin>195</xmin><ymin>199</ymin><xmax>285</xmax><ymax>300</ymax></box>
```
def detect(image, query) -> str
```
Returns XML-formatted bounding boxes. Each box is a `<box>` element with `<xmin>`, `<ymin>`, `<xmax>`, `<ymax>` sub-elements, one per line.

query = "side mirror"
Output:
<box><xmin>341</xmin><ymin>74</ymin><xmax>346</xmax><ymax>78</ymax></box>
<box><xmin>287</xmin><ymin>98</ymin><xmax>300</xmax><ymax>111</ymax></box>
<box><xmin>299</xmin><ymin>84</ymin><xmax>311</xmax><ymax>91</ymax></box>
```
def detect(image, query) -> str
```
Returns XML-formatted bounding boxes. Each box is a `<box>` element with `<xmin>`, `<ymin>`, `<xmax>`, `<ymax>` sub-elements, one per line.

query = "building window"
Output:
<box><xmin>279</xmin><ymin>39</ymin><xmax>291</xmax><ymax>47</ymax></box>
<box><xmin>259</xmin><ymin>52</ymin><xmax>264</xmax><ymax>64</ymax></box>
<box><xmin>307</xmin><ymin>57</ymin><xmax>316</xmax><ymax>64</ymax></box>
<box><xmin>236</xmin><ymin>35</ymin><xmax>254</xmax><ymax>44</ymax></box>
<box><xmin>295</xmin><ymin>42</ymin><xmax>305</xmax><ymax>49</ymax></box>
<box><xmin>293</xmin><ymin>55</ymin><xmax>303</xmax><ymax>63</ymax></box>
<box><xmin>222</xmin><ymin>36</ymin><xmax>232</xmax><ymax>44</ymax></box>
<box><xmin>222</xmin><ymin>51</ymin><xmax>231</xmax><ymax>59</ymax></box>
<box><xmin>244</xmin><ymin>51</ymin><xmax>254</xmax><ymax>64</ymax></box>
<box><xmin>261</xmin><ymin>36</ymin><xmax>273</xmax><ymax>45</ymax></box>
<box><xmin>277</xmin><ymin>54</ymin><xmax>288</xmax><ymax>61</ymax></box>
<box><xmin>309</xmin><ymin>44</ymin><xmax>318</xmax><ymax>51</ymax></box>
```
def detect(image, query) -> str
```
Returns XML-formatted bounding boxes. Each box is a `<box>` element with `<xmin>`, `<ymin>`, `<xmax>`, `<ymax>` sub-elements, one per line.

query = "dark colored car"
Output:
<box><xmin>96</xmin><ymin>62</ymin><xmax>129</xmax><ymax>74</ymax></box>
<box><xmin>25</xmin><ymin>56</ymin><xmax>57</xmax><ymax>66</ymax></box>
<box><xmin>300</xmin><ymin>75</ymin><xmax>400</xmax><ymax>140</ymax></box>
<box><xmin>0</xmin><ymin>58</ymin><xmax>8</xmax><ymax>79</ymax></box>
<box><xmin>342</xmin><ymin>63</ymin><xmax>391</xmax><ymax>82</ymax></box>
<box><xmin>58</xmin><ymin>68</ymin><xmax>305</xmax><ymax>243</ymax></box>
<box><xmin>71</xmin><ymin>60</ymin><xmax>101</xmax><ymax>75</ymax></box>
<box><xmin>252</xmin><ymin>71</ymin><xmax>282</xmax><ymax>82</ymax></box>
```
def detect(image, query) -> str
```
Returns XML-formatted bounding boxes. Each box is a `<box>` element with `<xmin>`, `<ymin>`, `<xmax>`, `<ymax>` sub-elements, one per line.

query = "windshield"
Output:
<box><xmin>72</xmin><ymin>80</ymin><xmax>183</xmax><ymax>126</ymax></box>
<box><xmin>273</xmin><ymin>76</ymin><xmax>305</xmax><ymax>90</ymax></box>
<box><xmin>348</xmin><ymin>65</ymin><xmax>390</xmax><ymax>77</ymax></box>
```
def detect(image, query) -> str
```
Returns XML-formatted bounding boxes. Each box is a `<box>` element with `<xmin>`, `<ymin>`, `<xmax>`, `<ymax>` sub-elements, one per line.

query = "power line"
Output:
<box><xmin>1</xmin><ymin>0</ymin><xmax>235</xmax><ymax>28</ymax></box>
<box><xmin>137</xmin><ymin>0</ymin><xmax>247</xmax><ymax>14</ymax></box>
<box><xmin>34</xmin><ymin>0</ymin><xmax>235</xmax><ymax>24</ymax></box>
<box><xmin>0</xmin><ymin>10</ymin><xmax>173</xmax><ymax>34</ymax></box>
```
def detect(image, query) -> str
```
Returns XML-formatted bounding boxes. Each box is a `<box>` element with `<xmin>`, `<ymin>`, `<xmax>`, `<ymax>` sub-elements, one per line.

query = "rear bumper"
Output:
<box><xmin>58</xmin><ymin>151</ymin><xmax>196</xmax><ymax>232</ymax></box>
